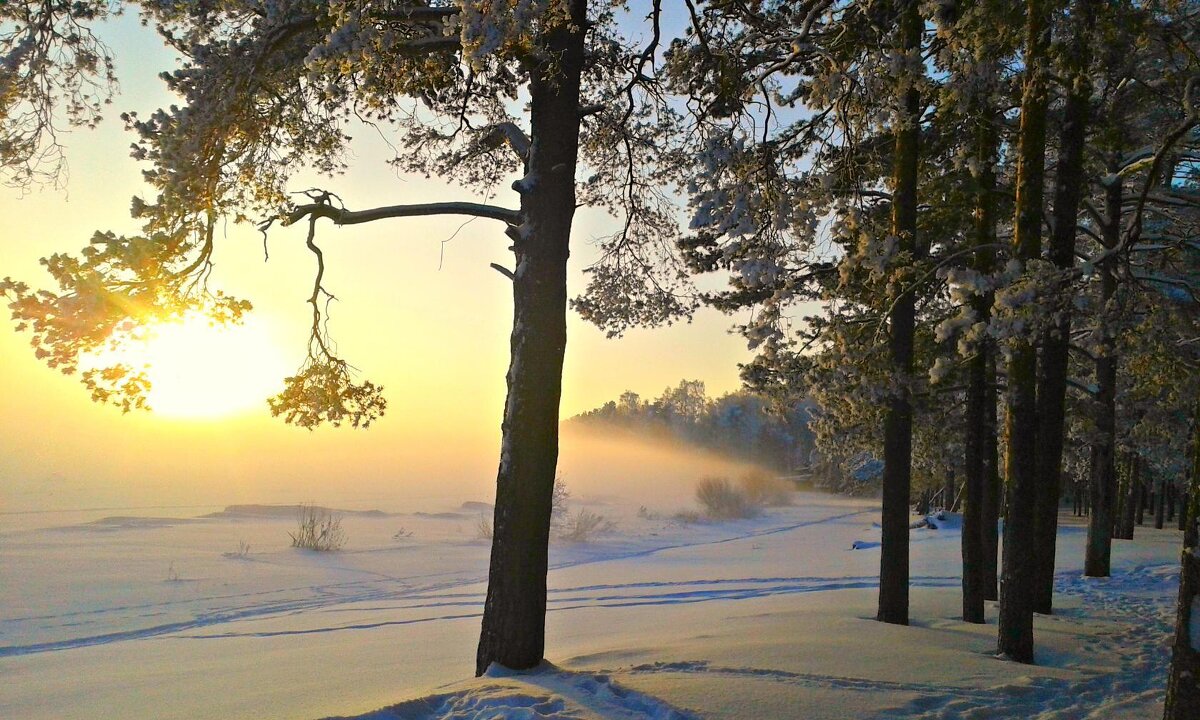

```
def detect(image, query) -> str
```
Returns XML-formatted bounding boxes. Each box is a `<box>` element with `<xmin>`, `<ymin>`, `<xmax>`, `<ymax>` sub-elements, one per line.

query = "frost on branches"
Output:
<box><xmin>2</xmin><ymin>0</ymin><xmax>700</xmax><ymax>427</ymax></box>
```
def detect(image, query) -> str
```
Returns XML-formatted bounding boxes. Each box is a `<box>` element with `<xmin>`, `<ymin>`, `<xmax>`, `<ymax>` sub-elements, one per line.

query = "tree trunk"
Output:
<box><xmin>983</xmin><ymin>349</ymin><xmax>1001</xmax><ymax>601</ymax></box>
<box><xmin>963</xmin><ymin>99</ymin><xmax>998</xmax><ymax>624</ymax></box>
<box><xmin>1120</xmin><ymin>454</ymin><xmax>1140</xmax><ymax>541</ymax></box>
<box><xmin>1164</xmin><ymin>549</ymin><xmax>1200</xmax><ymax>719</ymax></box>
<box><xmin>476</xmin><ymin>0</ymin><xmax>586</xmax><ymax>676</ymax></box>
<box><xmin>1032</xmin><ymin>1</ymin><xmax>1093</xmax><ymax>615</ymax></box>
<box><xmin>1185</xmin><ymin>407</ymin><xmax>1199</xmax><ymax>550</ymax></box>
<box><xmin>998</xmin><ymin>0</ymin><xmax>1051</xmax><ymax>665</ymax></box>
<box><xmin>916</xmin><ymin>489</ymin><xmax>931</xmax><ymax>516</ymax></box>
<box><xmin>1084</xmin><ymin>171</ymin><xmax>1121</xmax><ymax>577</ymax></box>
<box><xmin>1136</xmin><ymin>471</ymin><xmax>1147</xmax><ymax>526</ymax></box>
<box><xmin>1169</xmin><ymin>484</ymin><xmax>1176</xmax><ymax>523</ymax></box>
<box><xmin>1164</xmin><ymin>407</ymin><xmax>1200</xmax><ymax>719</ymax></box>
<box><xmin>878</xmin><ymin>0</ymin><xmax>922</xmax><ymax>627</ymax></box>
<box><xmin>1157</xmin><ymin>479</ymin><xmax>1167</xmax><ymax>530</ymax></box>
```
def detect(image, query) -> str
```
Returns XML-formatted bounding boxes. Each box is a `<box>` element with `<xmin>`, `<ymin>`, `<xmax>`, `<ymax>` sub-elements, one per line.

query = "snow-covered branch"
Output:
<box><xmin>478</xmin><ymin>122</ymin><xmax>531</xmax><ymax>161</ymax></box>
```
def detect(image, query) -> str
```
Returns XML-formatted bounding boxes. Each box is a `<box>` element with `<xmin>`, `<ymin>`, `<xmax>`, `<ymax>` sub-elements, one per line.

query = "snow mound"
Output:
<box><xmin>915</xmin><ymin>511</ymin><xmax>963</xmax><ymax>531</ymax></box>
<box><xmin>335</xmin><ymin>663</ymin><xmax>697</xmax><ymax>720</ymax></box>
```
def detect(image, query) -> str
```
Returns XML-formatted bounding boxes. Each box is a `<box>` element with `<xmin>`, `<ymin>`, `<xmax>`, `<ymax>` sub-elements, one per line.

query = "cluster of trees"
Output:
<box><xmin>667</xmin><ymin>0</ymin><xmax>1200</xmax><ymax>712</ymax></box>
<box><xmin>3</xmin><ymin>0</ymin><xmax>1199</xmax><ymax>714</ymax></box>
<box><xmin>567</xmin><ymin>379</ymin><xmax>815</xmax><ymax>471</ymax></box>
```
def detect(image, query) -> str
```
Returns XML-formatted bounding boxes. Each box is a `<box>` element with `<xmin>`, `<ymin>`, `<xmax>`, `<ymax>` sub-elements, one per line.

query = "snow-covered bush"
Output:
<box><xmin>550</xmin><ymin>476</ymin><xmax>571</xmax><ymax>530</ymax></box>
<box><xmin>738</xmin><ymin>470</ymin><xmax>794</xmax><ymax>507</ymax></box>
<box><xmin>696</xmin><ymin>477</ymin><xmax>761</xmax><ymax>520</ymax></box>
<box><xmin>289</xmin><ymin>504</ymin><xmax>346</xmax><ymax>551</ymax></box>
<box><xmin>554</xmin><ymin>509</ymin><xmax>617</xmax><ymax>543</ymax></box>
<box><xmin>476</xmin><ymin>514</ymin><xmax>493</xmax><ymax>540</ymax></box>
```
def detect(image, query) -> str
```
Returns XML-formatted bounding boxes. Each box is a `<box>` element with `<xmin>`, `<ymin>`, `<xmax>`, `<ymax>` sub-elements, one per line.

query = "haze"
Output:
<box><xmin>0</xmin><ymin>12</ymin><xmax>752</xmax><ymax>527</ymax></box>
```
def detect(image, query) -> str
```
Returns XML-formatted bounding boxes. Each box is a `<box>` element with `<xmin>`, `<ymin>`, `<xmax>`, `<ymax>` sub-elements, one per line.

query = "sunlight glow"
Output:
<box><xmin>89</xmin><ymin>313</ymin><xmax>291</xmax><ymax>419</ymax></box>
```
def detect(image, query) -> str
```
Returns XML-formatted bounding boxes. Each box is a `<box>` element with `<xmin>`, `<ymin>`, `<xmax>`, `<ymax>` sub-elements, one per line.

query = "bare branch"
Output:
<box><xmin>489</xmin><ymin>263</ymin><xmax>516</xmax><ymax>280</ymax></box>
<box><xmin>281</xmin><ymin>201</ymin><xmax>520</xmax><ymax>227</ymax></box>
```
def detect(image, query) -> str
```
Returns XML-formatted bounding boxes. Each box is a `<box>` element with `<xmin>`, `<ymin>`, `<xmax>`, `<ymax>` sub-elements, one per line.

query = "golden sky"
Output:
<box><xmin>0</xmin><ymin>14</ymin><xmax>753</xmax><ymax>516</ymax></box>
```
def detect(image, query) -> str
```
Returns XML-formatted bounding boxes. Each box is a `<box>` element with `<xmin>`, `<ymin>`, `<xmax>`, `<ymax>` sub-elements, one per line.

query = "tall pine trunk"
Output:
<box><xmin>963</xmin><ymin>101</ymin><xmax>998</xmax><ymax>624</ymax></box>
<box><xmin>476</xmin><ymin>0</ymin><xmax>586</xmax><ymax>675</ymax></box>
<box><xmin>1157</xmin><ymin>478</ymin><xmax>1167</xmax><ymax>530</ymax></box>
<box><xmin>878</xmin><ymin>0</ymin><xmax>922</xmax><ymax>627</ymax></box>
<box><xmin>1136</xmin><ymin>470</ymin><xmax>1147</xmax><ymax>526</ymax></box>
<box><xmin>1120</xmin><ymin>453</ymin><xmax>1140</xmax><ymax>540</ymax></box>
<box><xmin>983</xmin><ymin>350</ymin><xmax>1001</xmax><ymax>600</ymax></box>
<box><xmin>1164</xmin><ymin>402</ymin><xmax>1200</xmax><ymax>719</ymax></box>
<box><xmin>998</xmin><ymin>0</ymin><xmax>1051</xmax><ymax>664</ymax></box>
<box><xmin>1084</xmin><ymin>172</ymin><xmax>1121</xmax><ymax>576</ymax></box>
<box><xmin>1032</xmin><ymin>0</ymin><xmax>1094</xmax><ymax>615</ymax></box>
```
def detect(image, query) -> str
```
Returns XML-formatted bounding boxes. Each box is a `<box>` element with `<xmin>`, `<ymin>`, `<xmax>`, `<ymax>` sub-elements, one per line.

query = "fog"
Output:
<box><xmin>0</xmin><ymin>422</ymin><xmax>768</xmax><ymax>533</ymax></box>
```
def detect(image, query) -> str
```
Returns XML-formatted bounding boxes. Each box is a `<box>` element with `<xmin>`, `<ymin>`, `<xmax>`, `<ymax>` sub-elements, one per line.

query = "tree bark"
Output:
<box><xmin>1084</xmin><ymin>172</ymin><xmax>1121</xmax><ymax>576</ymax></box>
<box><xmin>878</xmin><ymin>0</ymin><xmax>922</xmax><ymax>627</ymax></box>
<box><xmin>1120</xmin><ymin>453</ymin><xmax>1140</xmax><ymax>540</ymax></box>
<box><xmin>476</xmin><ymin>0</ymin><xmax>586</xmax><ymax>676</ymax></box>
<box><xmin>1136</xmin><ymin>471</ymin><xmax>1147</xmax><ymax>526</ymax></box>
<box><xmin>1164</xmin><ymin>405</ymin><xmax>1200</xmax><ymax>719</ymax></box>
<box><xmin>998</xmin><ymin>0</ymin><xmax>1051</xmax><ymax>665</ymax></box>
<box><xmin>1032</xmin><ymin>0</ymin><xmax>1093</xmax><ymax>615</ymax></box>
<box><xmin>983</xmin><ymin>348</ymin><xmax>1001</xmax><ymax>601</ymax></box>
<box><xmin>1164</xmin><ymin>549</ymin><xmax>1200</xmax><ymax>719</ymax></box>
<box><xmin>1157</xmin><ymin>479</ymin><xmax>1167</xmax><ymax>530</ymax></box>
<box><xmin>963</xmin><ymin>101</ymin><xmax>998</xmax><ymax>624</ymax></box>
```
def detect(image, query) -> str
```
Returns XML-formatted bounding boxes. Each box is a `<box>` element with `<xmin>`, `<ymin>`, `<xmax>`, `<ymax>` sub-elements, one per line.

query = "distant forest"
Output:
<box><xmin>566</xmin><ymin>380</ymin><xmax>815</xmax><ymax>473</ymax></box>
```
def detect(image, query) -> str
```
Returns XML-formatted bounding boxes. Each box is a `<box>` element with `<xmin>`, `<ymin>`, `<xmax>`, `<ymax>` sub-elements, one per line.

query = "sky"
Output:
<box><xmin>0</xmin><ymin>11</ymin><xmax>755</xmax><ymax>517</ymax></box>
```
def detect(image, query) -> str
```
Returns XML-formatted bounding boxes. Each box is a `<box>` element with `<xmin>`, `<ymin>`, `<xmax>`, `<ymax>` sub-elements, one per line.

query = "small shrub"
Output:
<box><xmin>166</xmin><ymin>562</ymin><xmax>180</xmax><ymax>582</ymax></box>
<box><xmin>551</xmin><ymin>476</ymin><xmax>571</xmax><ymax>525</ymax></box>
<box><xmin>554</xmin><ymin>509</ymin><xmax>616</xmax><ymax>543</ymax></box>
<box><xmin>476</xmin><ymin>513</ymin><xmax>493</xmax><ymax>540</ymax></box>
<box><xmin>223</xmin><ymin>540</ymin><xmax>251</xmax><ymax>559</ymax></box>
<box><xmin>695</xmin><ymin>476</ymin><xmax>761</xmax><ymax>520</ymax></box>
<box><xmin>738</xmin><ymin>470</ymin><xmax>794</xmax><ymax>507</ymax></box>
<box><xmin>637</xmin><ymin>505</ymin><xmax>663</xmax><ymax>520</ymax></box>
<box><xmin>672</xmin><ymin>509</ymin><xmax>704</xmax><ymax>525</ymax></box>
<box><xmin>289</xmin><ymin>504</ymin><xmax>346</xmax><ymax>551</ymax></box>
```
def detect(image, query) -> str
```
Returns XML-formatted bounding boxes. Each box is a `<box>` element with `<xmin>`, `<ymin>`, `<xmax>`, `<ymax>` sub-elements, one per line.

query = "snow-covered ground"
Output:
<box><xmin>0</xmin><ymin>491</ymin><xmax>1182</xmax><ymax>719</ymax></box>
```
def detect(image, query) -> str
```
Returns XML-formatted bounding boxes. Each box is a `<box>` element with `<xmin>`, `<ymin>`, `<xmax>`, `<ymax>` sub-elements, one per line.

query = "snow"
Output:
<box><xmin>0</xmin><ymin>491</ymin><xmax>1184</xmax><ymax>719</ymax></box>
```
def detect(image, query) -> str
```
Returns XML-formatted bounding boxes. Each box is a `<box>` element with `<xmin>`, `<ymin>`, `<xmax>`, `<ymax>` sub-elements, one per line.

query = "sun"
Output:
<box><xmin>88</xmin><ymin>313</ymin><xmax>291</xmax><ymax>419</ymax></box>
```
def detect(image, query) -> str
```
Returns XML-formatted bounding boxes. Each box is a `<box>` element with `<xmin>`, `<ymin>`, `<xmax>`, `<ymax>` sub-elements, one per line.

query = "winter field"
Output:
<box><xmin>0</xmin><ymin>484</ymin><xmax>1182</xmax><ymax>720</ymax></box>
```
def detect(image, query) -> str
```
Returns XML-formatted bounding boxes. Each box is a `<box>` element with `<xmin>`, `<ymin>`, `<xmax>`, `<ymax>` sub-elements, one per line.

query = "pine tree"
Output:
<box><xmin>0</xmin><ymin>0</ymin><xmax>692</xmax><ymax>675</ymax></box>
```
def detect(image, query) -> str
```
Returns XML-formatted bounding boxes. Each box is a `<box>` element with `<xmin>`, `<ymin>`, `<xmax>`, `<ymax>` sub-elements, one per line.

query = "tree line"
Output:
<box><xmin>2</xmin><ymin>0</ymin><xmax>1199</xmax><ymax>715</ymax></box>
<box><xmin>667</xmin><ymin>2</ymin><xmax>1200</xmax><ymax>711</ymax></box>
<box><xmin>566</xmin><ymin>379</ymin><xmax>816</xmax><ymax>471</ymax></box>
